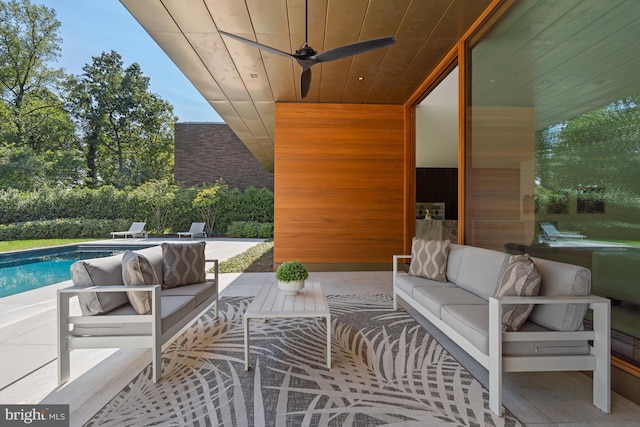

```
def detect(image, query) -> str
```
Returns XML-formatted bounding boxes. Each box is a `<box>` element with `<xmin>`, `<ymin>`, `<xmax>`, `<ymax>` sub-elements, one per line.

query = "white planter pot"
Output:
<box><xmin>278</xmin><ymin>280</ymin><xmax>305</xmax><ymax>295</ymax></box>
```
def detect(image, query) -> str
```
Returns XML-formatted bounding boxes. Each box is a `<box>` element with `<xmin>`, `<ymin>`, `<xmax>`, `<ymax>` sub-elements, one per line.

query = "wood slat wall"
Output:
<box><xmin>274</xmin><ymin>103</ymin><xmax>405</xmax><ymax>268</ymax></box>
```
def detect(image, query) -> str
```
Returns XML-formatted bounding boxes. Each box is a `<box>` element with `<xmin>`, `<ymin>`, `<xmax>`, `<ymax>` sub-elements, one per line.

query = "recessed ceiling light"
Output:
<box><xmin>357</xmin><ymin>76</ymin><xmax>365</xmax><ymax>81</ymax></box>
<box><xmin>250</xmin><ymin>74</ymin><xmax>258</xmax><ymax>78</ymax></box>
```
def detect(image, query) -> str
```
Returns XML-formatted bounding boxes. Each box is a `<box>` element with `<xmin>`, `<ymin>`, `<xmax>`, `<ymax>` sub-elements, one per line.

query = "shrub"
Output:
<box><xmin>226</xmin><ymin>221</ymin><xmax>273</xmax><ymax>238</ymax></box>
<box><xmin>0</xmin><ymin>218</ymin><xmax>131</xmax><ymax>240</ymax></box>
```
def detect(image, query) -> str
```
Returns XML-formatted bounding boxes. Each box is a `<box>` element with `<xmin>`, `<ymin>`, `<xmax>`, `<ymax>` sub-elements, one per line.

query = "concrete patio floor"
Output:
<box><xmin>1</xmin><ymin>238</ymin><xmax>639</xmax><ymax>426</ymax></box>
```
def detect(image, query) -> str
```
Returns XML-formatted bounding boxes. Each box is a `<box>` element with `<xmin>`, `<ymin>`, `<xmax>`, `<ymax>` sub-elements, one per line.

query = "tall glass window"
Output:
<box><xmin>466</xmin><ymin>1</ymin><xmax>640</xmax><ymax>365</ymax></box>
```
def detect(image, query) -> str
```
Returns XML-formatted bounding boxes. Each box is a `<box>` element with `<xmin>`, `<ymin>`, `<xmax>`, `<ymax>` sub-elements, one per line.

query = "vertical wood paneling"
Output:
<box><xmin>274</xmin><ymin>104</ymin><xmax>405</xmax><ymax>267</ymax></box>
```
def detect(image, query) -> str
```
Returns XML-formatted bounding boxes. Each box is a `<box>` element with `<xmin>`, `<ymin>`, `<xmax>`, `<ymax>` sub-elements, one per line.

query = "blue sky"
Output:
<box><xmin>38</xmin><ymin>0</ymin><xmax>223</xmax><ymax>123</ymax></box>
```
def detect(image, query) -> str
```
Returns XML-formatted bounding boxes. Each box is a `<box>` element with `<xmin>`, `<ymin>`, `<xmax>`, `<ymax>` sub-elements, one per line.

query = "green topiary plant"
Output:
<box><xmin>275</xmin><ymin>260</ymin><xmax>309</xmax><ymax>283</ymax></box>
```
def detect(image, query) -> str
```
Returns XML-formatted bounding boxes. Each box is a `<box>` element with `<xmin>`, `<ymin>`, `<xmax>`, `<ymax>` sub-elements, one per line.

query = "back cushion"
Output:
<box><xmin>445</xmin><ymin>244</ymin><xmax>465</xmax><ymax>283</ymax></box>
<box><xmin>135</xmin><ymin>245</ymin><xmax>163</xmax><ymax>285</ymax></box>
<box><xmin>70</xmin><ymin>253</ymin><xmax>128</xmax><ymax>315</ymax></box>
<box><xmin>528</xmin><ymin>257</ymin><xmax>591</xmax><ymax>331</ymax></box>
<box><xmin>455</xmin><ymin>246</ymin><xmax>509</xmax><ymax>299</ymax></box>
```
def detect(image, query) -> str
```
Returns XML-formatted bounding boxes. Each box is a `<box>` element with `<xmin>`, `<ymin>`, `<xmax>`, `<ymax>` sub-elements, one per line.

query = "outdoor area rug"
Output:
<box><xmin>85</xmin><ymin>294</ymin><xmax>523</xmax><ymax>426</ymax></box>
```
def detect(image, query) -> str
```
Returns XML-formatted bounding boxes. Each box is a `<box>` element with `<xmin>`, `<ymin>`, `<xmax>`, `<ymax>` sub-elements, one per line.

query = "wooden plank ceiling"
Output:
<box><xmin>119</xmin><ymin>0</ymin><xmax>492</xmax><ymax>171</ymax></box>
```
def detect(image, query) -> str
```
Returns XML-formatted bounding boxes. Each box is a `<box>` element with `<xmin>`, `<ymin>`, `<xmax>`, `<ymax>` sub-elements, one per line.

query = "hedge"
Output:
<box><xmin>0</xmin><ymin>184</ymin><xmax>274</xmax><ymax>240</ymax></box>
<box><xmin>0</xmin><ymin>218</ymin><xmax>132</xmax><ymax>240</ymax></box>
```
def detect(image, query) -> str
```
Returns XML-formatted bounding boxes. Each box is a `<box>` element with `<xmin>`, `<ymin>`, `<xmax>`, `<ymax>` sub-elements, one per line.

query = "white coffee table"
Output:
<box><xmin>243</xmin><ymin>282</ymin><xmax>331</xmax><ymax>371</ymax></box>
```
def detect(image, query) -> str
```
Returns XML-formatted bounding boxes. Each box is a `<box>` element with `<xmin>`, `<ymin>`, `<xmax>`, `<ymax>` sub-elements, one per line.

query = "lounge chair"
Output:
<box><xmin>177</xmin><ymin>222</ymin><xmax>207</xmax><ymax>239</ymax></box>
<box><xmin>110</xmin><ymin>222</ymin><xmax>148</xmax><ymax>239</ymax></box>
<box><xmin>539</xmin><ymin>222</ymin><xmax>586</xmax><ymax>241</ymax></box>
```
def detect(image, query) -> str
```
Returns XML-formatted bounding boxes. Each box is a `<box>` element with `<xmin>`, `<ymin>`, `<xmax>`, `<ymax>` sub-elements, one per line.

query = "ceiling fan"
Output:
<box><xmin>219</xmin><ymin>0</ymin><xmax>395</xmax><ymax>98</ymax></box>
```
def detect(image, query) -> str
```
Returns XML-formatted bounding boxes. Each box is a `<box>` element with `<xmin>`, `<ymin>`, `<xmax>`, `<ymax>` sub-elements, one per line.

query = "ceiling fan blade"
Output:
<box><xmin>311</xmin><ymin>37</ymin><xmax>395</xmax><ymax>63</ymax></box>
<box><xmin>219</xmin><ymin>31</ymin><xmax>293</xmax><ymax>60</ymax></box>
<box><xmin>300</xmin><ymin>68</ymin><xmax>312</xmax><ymax>99</ymax></box>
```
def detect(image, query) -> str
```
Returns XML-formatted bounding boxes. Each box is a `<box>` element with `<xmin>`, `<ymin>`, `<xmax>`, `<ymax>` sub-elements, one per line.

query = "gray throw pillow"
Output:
<box><xmin>408</xmin><ymin>238</ymin><xmax>451</xmax><ymax>282</ymax></box>
<box><xmin>122</xmin><ymin>251</ymin><xmax>158</xmax><ymax>315</ymax></box>
<box><xmin>494</xmin><ymin>254</ymin><xmax>541</xmax><ymax>332</ymax></box>
<box><xmin>162</xmin><ymin>242</ymin><xmax>206</xmax><ymax>288</ymax></box>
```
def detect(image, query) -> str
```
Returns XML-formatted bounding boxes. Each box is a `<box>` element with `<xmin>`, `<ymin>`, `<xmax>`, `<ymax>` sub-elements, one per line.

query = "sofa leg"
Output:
<box><xmin>592</xmin><ymin>300</ymin><xmax>611</xmax><ymax>413</ymax></box>
<box><xmin>57</xmin><ymin>290</ymin><xmax>71</xmax><ymax>385</ymax></box>
<box><xmin>489</xmin><ymin>297</ymin><xmax>504</xmax><ymax>416</ymax></box>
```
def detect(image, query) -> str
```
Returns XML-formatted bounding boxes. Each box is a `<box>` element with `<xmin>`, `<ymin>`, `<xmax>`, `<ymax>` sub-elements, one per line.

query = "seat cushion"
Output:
<box><xmin>160</xmin><ymin>281</ymin><xmax>217</xmax><ymax>307</ymax></box>
<box><xmin>528</xmin><ymin>257</ymin><xmax>591</xmax><ymax>331</ymax></box>
<box><xmin>72</xmin><ymin>295</ymin><xmax>196</xmax><ymax>337</ymax></box>
<box><xmin>122</xmin><ymin>251</ymin><xmax>159</xmax><ymax>315</ymax></box>
<box><xmin>441</xmin><ymin>304</ymin><xmax>590</xmax><ymax>357</ymax></box>
<box><xmin>395</xmin><ymin>273</ymin><xmax>453</xmax><ymax>297</ymax></box>
<box><xmin>494</xmin><ymin>254</ymin><xmax>541</xmax><ymax>331</ymax></box>
<box><xmin>413</xmin><ymin>286</ymin><xmax>486</xmax><ymax>319</ymax></box>
<box><xmin>408</xmin><ymin>238</ymin><xmax>451</xmax><ymax>282</ymax></box>
<box><xmin>70</xmin><ymin>254</ymin><xmax>128</xmax><ymax>315</ymax></box>
<box><xmin>162</xmin><ymin>242</ymin><xmax>206</xmax><ymax>288</ymax></box>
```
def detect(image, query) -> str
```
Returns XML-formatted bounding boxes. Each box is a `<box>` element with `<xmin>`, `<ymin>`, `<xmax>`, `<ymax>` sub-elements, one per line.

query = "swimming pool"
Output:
<box><xmin>0</xmin><ymin>245</ymin><xmax>151</xmax><ymax>298</ymax></box>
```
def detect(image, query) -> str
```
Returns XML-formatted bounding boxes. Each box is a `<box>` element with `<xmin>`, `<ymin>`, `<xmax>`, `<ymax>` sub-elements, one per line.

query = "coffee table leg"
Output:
<box><xmin>326</xmin><ymin>313</ymin><xmax>331</xmax><ymax>369</ymax></box>
<box><xmin>244</xmin><ymin>316</ymin><xmax>250</xmax><ymax>371</ymax></box>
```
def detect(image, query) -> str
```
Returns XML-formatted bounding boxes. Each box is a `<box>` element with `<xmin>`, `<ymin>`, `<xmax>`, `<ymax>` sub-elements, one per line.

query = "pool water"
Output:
<box><xmin>0</xmin><ymin>247</ymin><xmax>147</xmax><ymax>298</ymax></box>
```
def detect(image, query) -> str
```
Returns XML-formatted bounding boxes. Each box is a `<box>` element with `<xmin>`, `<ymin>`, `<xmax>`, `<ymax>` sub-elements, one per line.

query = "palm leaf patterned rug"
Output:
<box><xmin>85</xmin><ymin>294</ymin><xmax>523</xmax><ymax>426</ymax></box>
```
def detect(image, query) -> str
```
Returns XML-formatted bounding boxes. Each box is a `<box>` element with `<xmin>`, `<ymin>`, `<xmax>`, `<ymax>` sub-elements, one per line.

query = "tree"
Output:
<box><xmin>0</xmin><ymin>0</ymin><xmax>80</xmax><ymax>188</ymax></box>
<box><xmin>193</xmin><ymin>180</ymin><xmax>229</xmax><ymax>237</ymax></box>
<box><xmin>68</xmin><ymin>51</ymin><xmax>176</xmax><ymax>188</ymax></box>
<box><xmin>133</xmin><ymin>180</ymin><xmax>177</xmax><ymax>235</ymax></box>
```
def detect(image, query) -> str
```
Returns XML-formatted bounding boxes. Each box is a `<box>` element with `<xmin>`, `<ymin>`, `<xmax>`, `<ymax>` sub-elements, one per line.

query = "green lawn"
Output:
<box><xmin>0</xmin><ymin>238</ymin><xmax>100</xmax><ymax>252</ymax></box>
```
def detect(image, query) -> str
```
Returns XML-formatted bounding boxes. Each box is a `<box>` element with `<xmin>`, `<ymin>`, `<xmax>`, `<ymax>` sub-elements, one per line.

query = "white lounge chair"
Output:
<box><xmin>539</xmin><ymin>222</ymin><xmax>586</xmax><ymax>241</ymax></box>
<box><xmin>110</xmin><ymin>222</ymin><xmax>148</xmax><ymax>239</ymax></box>
<box><xmin>177</xmin><ymin>222</ymin><xmax>207</xmax><ymax>239</ymax></box>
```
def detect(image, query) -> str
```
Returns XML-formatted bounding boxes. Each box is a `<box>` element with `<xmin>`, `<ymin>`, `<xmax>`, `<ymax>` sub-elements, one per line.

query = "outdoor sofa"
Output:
<box><xmin>57</xmin><ymin>242</ymin><xmax>218</xmax><ymax>384</ymax></box>
<box><xmin>393</xmin><ymin>239</ymin><xmax>611</xmax><ymax>416</ymax></box>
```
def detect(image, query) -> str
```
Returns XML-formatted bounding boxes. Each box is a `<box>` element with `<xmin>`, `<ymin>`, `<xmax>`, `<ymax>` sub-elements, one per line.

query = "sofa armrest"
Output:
<box><xmin>392</xmin><ymin>255</ymin><xmax>412</xmax><ymax>274</ymax></box>
<box><xmin>489</xmin><ymin>295</ymin><xmax>610</xmax><ymax>340</ymax></box>
<box><xmin>392</xmin><ymin>255</ymin><xmax>412</xmax><ymax>310</ymax></box>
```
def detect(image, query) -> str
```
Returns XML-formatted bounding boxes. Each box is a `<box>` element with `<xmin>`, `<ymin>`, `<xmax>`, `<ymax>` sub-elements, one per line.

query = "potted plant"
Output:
<box><xmin>275</xmin><ymin>260</ymin><xmax>309</xmax><ymax>295</ymax></box>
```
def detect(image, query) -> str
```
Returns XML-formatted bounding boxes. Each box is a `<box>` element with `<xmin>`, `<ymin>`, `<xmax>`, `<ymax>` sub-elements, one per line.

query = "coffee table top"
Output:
<box><xmin>245</xmin><ymin>282</ymin><xmax>328</xmax><ymax>318</ymax></box>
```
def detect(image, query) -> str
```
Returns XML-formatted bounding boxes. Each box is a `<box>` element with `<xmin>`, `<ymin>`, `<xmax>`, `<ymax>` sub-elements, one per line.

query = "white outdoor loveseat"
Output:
<box><xmin>393</xmin><ymin>239</ymin><xmax>611</xmax><ymax>416</ymax></box>
<box><xmin>57</xmin><ymin>242</ymin><xmax>218</xmax><ymax>385</ymax></box>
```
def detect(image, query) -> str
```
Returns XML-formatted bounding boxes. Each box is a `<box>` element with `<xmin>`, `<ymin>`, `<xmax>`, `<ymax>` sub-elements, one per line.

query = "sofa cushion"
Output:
<box><xmin>494</xmin><ymin>254</ymin><xmax>541</xmax><ymax>331</ymax></box>
<box><xmin>122</xmin><ymin>251</ymin><xmax>159</xmax><ymax>315</ymax></box>
<box><xmin>445</xmin><ymin>244</ymin><xmax>465</xmax><ymax>283</ymax></box>
<box><xmin>160</xmin><ymin>281</ymin><xmax>217</xmax><ymax>307</ymax></box>
<box><xmin>441</xmin><ymin>304</ymin><xmax>590</xmax><ymax>357</ymax></box>
<box><xmin>395</xmin><ymin>274</ymin><xmax>453</xmax><ymax>298</ymax></box>
<box><xmin>72</xmin><ymin>295</ymin><xmax>196</xmax><ymax>337</ymax></box>
<box><xmin>70</xmin><ymin>254</ymin><xmax>128</xmax><ymax>315</ymax></box>
<box><xmin>408</xmin><ymin>238</ymin><xmax>450</xmax><ymax>282</ymax></box>
<box><xmin>528</xmin><ymin>257</ymin><xmax>591</xmax><ymax>331</ymax></box>
<box><xmin>162</xmin><ymin>242</ymin><xmax>206</xmax><ymax>288</ymax></box>
<box><xmin>455</xmin><ymin>246</ymin><xmax>509</xmax><ymax>299</ymax></box>
<box><xmin>413</xmin><ymin>286</ymin><xmax>486</xmax><ymax>319</ymax></box>
<box><xmin>134</xmin><ymin>246</ymin><xmax>163</xmax><ymax>285</ymax></box>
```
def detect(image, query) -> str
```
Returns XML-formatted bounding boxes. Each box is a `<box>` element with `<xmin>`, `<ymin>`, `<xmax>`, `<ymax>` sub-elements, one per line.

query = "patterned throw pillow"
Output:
<box><xmin>408</xmin><ymin>238</ymin><xmax>451</xmax><ymax>282</ymax></box>
<box><xmin>162</xmin><ymin>242</ymin><xmax>206</xmax><ymax>288</ymax></box>
<box><xmin>494</xmin><ymin>254</ymin><xmax>541</xmax><ymax>331</ymax></box>
<box><xmin>122</xmin><ymin>251</ymin><xmax>159</xmax><ymax>315</ymax></box>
